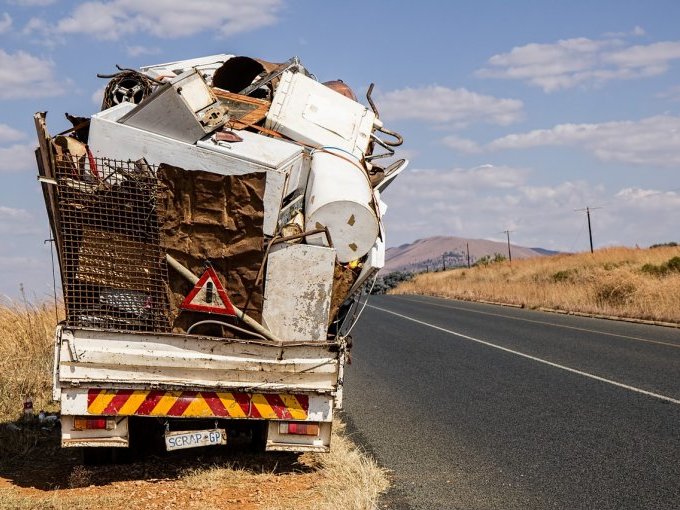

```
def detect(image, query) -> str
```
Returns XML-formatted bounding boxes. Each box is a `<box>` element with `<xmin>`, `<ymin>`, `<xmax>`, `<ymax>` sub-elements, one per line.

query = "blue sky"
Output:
<box><xmin>1</xmin><ymin>0</ymin><xmax>679</xmax><ymax>298</ymax></box>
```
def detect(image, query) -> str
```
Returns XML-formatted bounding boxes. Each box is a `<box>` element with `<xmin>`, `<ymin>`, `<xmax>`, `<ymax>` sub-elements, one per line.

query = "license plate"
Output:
<box><xmin>165</xmin><ymin>428</ymin><xmax>227</xmax><ymax>451</ymax></box>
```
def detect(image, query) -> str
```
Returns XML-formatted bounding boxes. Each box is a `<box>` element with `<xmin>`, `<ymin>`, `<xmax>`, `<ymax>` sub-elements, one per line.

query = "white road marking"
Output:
<box><xmin>398</xmin><ymin>295</ymin><xmax>680</xmax><ymax>349</ymax></box>
<box><xmin>368</xmin><ymin>304</ymin><xmax>680</xmax><ymax>406</ymax></box>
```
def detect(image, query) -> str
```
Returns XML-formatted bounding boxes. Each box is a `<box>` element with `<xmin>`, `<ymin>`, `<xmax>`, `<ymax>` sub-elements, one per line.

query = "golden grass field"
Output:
<box><xmin>0</xmin><ymin>301</ymin><xmax>61</xmax><ymax>421</ymax></box>
<box><xmin>0</xmin><ymin>302</ymin><xmax>388</xmax><ymax>510</ymax></box>
<box><xmin>392</xmin><ymin>246</ymin><xmax>680</xmax><ymax>324</ymax></box>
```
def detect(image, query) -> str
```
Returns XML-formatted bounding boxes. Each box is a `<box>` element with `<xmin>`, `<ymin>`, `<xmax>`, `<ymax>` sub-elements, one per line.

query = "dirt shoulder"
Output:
<box><xmin>0</xmin><ymin>419</ymin><xmax>387</xmax><ymax>510</ymax></box>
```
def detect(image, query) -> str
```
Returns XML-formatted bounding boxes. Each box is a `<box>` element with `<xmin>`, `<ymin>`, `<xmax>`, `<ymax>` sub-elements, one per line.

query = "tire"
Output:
<box><xmin>81</xmin><ymin>446</ymin><xmax>114</xmax><ymax>465</ymax></box>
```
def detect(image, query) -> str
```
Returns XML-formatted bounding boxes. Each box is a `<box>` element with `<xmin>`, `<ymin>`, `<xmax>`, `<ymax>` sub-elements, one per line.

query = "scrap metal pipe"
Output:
<box><xmin>166</xmin><ymin>254</ymin><xmax>281</xmax><ymax>343</ymax></box>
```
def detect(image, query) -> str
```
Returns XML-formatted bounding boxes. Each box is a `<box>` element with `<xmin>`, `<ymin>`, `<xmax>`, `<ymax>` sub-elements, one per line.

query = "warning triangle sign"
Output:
<box><xmin>181</xmin><ymin>267</ymin><xmax>237</xmax><ymax>316</ymax></box>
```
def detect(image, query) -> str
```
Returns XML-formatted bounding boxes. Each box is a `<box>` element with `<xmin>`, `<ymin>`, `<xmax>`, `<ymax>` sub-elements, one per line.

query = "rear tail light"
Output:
<box><xmin>73</xmin><ymin>417</ymin><xmax>116</xmax><ymax>431</ymax></box>
<box><xmin>278</xmin><ymin>421</ymin><xmax>320</xmax><ymax>436</ymax></box>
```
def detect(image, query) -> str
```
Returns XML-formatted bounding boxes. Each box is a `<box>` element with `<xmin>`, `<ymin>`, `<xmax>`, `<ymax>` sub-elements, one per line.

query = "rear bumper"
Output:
<box><xmin>61</xmin><ymin>387</ymin><xmax>333</xmax><ymax>421</ymax></box>
<box><xmin>60</xmin><ymin>388</ymin><xmax>333</xmax><ymax>452</ymax></box>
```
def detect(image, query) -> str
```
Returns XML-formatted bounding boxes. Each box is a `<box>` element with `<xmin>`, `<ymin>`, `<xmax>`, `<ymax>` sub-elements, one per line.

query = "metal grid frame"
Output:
<box><xmin>54</xmin><ymin>155</ymin><xmax>170</xmax><ymax>332</ymax></box>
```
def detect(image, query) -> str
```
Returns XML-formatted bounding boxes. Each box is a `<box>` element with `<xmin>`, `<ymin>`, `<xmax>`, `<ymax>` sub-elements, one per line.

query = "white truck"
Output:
<box><xmin>35</xmin><ymin>54</ymin><xmax>405</xmax><ymax>460</ymax></box>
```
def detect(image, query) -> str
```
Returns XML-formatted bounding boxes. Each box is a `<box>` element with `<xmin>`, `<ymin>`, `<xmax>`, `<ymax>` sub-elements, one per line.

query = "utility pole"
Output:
<box><xmin>575</xmin><ymin>206</ymin><xmax>602</xmax><ymax>253</ymax></box>
<box><xmin>502</xmin><ymin>230</ymin><xmax>513</xmax><ymax>262</ymax></box>
<box><xmin>466</xmin><ymin>242</ymin><xmax>470</xmax><ymax>268</ymax></box>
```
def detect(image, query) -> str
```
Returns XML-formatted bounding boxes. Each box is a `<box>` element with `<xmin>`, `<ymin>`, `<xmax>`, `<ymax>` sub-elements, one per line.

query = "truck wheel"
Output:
<box><xmin>82</xmin><ymin>446</ymin><xmax>113</xmax><ymax>465</ymax></box>
<box><xmin>82</xmin><ymin>447</ymin><xmax>133</xmax><ymax>465</ymax></box>
<box><xmin>250</xmin><ymin>421</ymin><xmax>268</xmax><ymax>452</ymax></box>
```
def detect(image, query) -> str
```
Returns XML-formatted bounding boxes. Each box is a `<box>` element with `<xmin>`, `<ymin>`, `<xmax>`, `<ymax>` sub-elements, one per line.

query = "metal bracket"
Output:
<box><xmin>64</xmin><ymin>336</ymin><xmax>80</xmax><ymax>362</ymax></box>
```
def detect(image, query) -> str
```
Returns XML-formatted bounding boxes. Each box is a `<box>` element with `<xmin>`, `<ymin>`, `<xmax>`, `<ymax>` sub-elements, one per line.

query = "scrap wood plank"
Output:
<box><xmin>212</xmin><ymin>88</ymin><xmax>270</xmax><ymax>129</ymax></box>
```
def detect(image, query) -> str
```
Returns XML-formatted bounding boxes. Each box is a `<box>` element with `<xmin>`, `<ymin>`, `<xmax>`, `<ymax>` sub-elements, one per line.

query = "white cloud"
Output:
<box><xmin>381</xmin><ymin>165</ymin><xmax>604</xmax><ymax>249</ymax></box>
<box><xmin>657</xmin><ymin>85</ymin><xmax>680</xmax><ymax>102</ymax></box>
<box><xmin>409</xmin><ymin>165</ymin><xmax>530</xmax><ymax>195</ymax></box>
<box><xmin>126</xmin><ymin>45</ymin><xmax>161</xmax><ymax>57</ymax></box>
<box><xmin>377</xmin><ymin>86</ymin><xmax>523</xmax><ymax>127</ymax></box>
<box><xmin>441</xmin><ymin>135</ymin><xmax>482</xmax><ymax>153</ymax></box>
<box><xmin>8</xmin><ymin>0</ymin><xmax>56</xmax><ymax>5</ymax></box>
<box><xmin>602</xmin><ymin>26</ymin><xmax>646</xmax><ymax>38</ymax></box>
<box><xmin>382</xmin><ymin>165</ymin><xmax>677</xmax><ymax>250</ymax></box>
<box><xmin>0</xmin><ymin>124</ymin><xmax>27</xmax><ymax>142</ymax></box>
<box><xmin>0</xmin><ymin>12</ymin><xmax>11</xmax><ymax>33</ymax></box>
<box><xmin>477</xmin><ymin>35</ymin><xmax>680</xmax><ymax>92</ymax></box>
<box><xmin>606</xmin><ymin>188</ymin><xmax>680</xmax><ymax>245</ymax></box>
<box><xmin>0</xmin><ymin>49</ymin><xmax>68</xmax><ymax>99</ymax></box>
<box><xmin>91</xmin><ymin>85</ymin><xmax>106</xmax><ymax>106</ymax></box>
<box><xmin>22</xmin><ymin>17</ymin><xmax>53</xmax><ymax>42</ymax></box>
<box><xmin>615</xmin><ymin>187</ymin><xmax>680</xmax><ymax>211</ymax></box>
<box><xmin>0</xmin><ymin>206</ymin><xmax>37</xmax><ymax>235</ymax></box>
<box><xmin>0</xmin><ymin>206</ymin><xmax>31</xmax><ymax>220</ymax></box>
<box><xmin>0</xmin><ymin>143</ymin><xmax>35</xmax><ymax>173</ymax></box>
<box><xmin>29</xmin><ymin>0</ymin><xmax>282</xmax><ymax>41</ymax></box>
<box><xmin>605</xmin><ymin>41</ymin><xmax>680</xmax><ymax>69</ymax></box>
<box><xmin>0</xmin><ymin>207</ymin><xmax>51</xmax><ymax>298</ymax></box>
<box><xmin>488</xmin><ymin>115</ymin><xmax>680</xmax><ymax>167</ymax></box>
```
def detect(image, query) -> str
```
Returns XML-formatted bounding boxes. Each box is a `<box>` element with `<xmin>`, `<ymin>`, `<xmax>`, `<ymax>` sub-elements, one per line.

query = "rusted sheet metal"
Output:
<box><xmin>262</xmin><ymin>244</ymin><xmax>335</xmax><ymax>342</ymax></box>
<box><xmin>323</xmin><ymin>79</ymin><xmax>358</xmax><ymax>101</ymax></box>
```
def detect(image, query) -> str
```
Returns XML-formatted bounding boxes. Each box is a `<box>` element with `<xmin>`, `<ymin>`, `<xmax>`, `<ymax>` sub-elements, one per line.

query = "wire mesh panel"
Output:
<box><xmin>54</xmin><ymin>155</ymin><xmax>170</xmax><ymax>332</ymax></box>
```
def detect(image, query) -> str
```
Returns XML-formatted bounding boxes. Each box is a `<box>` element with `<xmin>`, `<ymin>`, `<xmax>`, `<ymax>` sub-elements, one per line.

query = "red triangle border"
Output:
<box><xmin>181</xmin><ymin>266</ymin><xmax>237</xmax><ymax>316</ymax></box>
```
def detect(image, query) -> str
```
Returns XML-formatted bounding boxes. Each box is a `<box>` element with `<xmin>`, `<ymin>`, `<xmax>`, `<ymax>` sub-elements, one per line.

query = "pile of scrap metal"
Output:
<box><xmin>35</xmin><ymin>54</ymin><xmax>406</xmax><ymax>344</ymax></box>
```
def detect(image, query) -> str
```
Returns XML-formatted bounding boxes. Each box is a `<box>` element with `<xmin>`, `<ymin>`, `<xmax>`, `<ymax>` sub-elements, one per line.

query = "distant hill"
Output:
<box><xmin>382</xmin><ymin>236</ymin><xmax>549</xmax><ymax>274</ymax></box>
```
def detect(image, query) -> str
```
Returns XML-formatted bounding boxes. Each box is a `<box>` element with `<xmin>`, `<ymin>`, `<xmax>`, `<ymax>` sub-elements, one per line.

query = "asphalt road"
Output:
<box><xmin>342</xmin><ymin>294</ymin><xmax>680</xmax><ymax>510</ymax></box>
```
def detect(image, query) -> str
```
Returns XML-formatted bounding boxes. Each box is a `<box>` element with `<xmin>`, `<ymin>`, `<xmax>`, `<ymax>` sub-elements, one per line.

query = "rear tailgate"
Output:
<box><xmin>55</xmin><ymin>325</ymin><xmax>342</xmax><ymax>421</ymax></box>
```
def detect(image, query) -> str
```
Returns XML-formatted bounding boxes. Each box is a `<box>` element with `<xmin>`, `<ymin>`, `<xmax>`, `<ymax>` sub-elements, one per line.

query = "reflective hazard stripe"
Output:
<box><xmin>87</xmin><ymin>389</ymin><xmax>309</xmax><ymax>419</ymax></box>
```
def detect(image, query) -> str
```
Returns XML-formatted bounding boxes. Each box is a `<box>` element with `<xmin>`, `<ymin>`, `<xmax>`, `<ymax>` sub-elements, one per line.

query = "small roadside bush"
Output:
<box><xmin>371</xmin><ymin>271</ymin><xmax>414</xmax><ymax>294</ymax></box>
<box><xmin>474</xmin><ymin>253</ymin><xmax>507</xmax><ymax>267</ymax></box>
<box><xmin>552</xmin><ymin>269</ymin><xmax>577</xmax><ymax>283</ymax></box>
<box><xmin>640</xmin><ymin>256</ymin><xmax>680</xmax><ymax>277</ymax></box>
<box><xmin>595</xmin><ymin>278</ymin><xmax>637</xmax><ymax>307</ymax></box>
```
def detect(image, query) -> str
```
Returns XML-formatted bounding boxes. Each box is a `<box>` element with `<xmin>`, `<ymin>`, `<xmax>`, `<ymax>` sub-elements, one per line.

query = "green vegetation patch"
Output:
<box><xmin>552</xmin><ymin>269</ymin><xmax>578</xmax><ymax>283</ymax></box>
<box><xmin>640</xmin><ymin>256</ymin><xmax>680</xmax><ymax>277</ymax></box>
<box><xmin>372</xmin><ymin>271</ymin><xmax>414</xmax><ymax>294</ymax></box>
<box><xmin>474</xmin><ymin>253</ymin><xmax>507</xmax><ymax>267</ymax></box>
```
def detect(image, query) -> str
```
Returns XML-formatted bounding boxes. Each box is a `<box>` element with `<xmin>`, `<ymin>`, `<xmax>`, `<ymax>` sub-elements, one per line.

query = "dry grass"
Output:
<box><xmin>177</xmin><ymin>421</ymin><xmax>389</xmax><ymax>510</ymax></box>
<box><xmin>300</xmin><ymin>421</ymin><xmax>390</xmax><ymax>509</ymax></box>
<box><xmin>0</xmin><ymin>302</ymin><xmax>389</xmax><ymax>509</ymax></box>
<box><xmin>392</xmin><ymin>246</ymin><xmax>680</xmax><ymax>323</ymax></box>
<box><xmin>0</xmin><ymin>300</ymin><xmax>62</xmax><ymax>421</ymax></box>
<box><xmin>0</xmin><ymin>420</ymin><xmax>388</xmax><ymax>510</ymax></box>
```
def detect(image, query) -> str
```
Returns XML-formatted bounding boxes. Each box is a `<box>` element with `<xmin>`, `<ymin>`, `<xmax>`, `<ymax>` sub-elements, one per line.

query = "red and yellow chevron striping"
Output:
<box><xmin>87</xmin><ymin>389</ymin><xmax>309</xmax><ymax>420</ymax></box>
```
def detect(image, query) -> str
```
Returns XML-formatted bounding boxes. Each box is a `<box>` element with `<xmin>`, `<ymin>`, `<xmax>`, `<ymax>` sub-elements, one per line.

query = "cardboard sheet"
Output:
<box><xmin>156</xmin><ymin>164</ymin><xmax>266</xmax><ymax>333</ymax></box>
